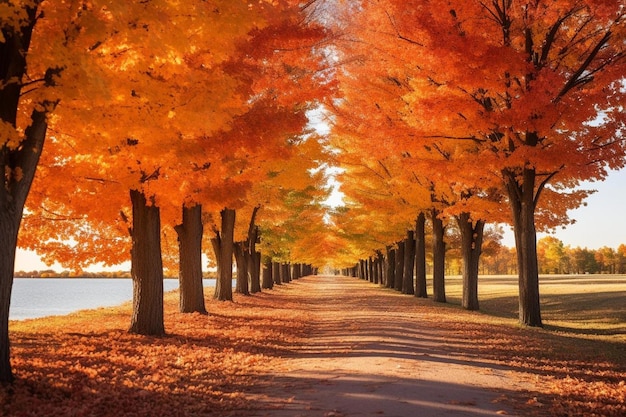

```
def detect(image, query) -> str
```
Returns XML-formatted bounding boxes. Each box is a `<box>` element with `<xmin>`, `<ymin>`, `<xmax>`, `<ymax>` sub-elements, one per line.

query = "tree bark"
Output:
<box><xmin>293</xmin><ymin>263</ymin><xmax>301</xmax><ymax>280</ymax></box>
<box><xmin>376</xmin><ymin>251</ymin><xmax>384</xmax><ymax>286</ymax></box>
<box><xmin>272</xmin><ymin>262</ymin><xmax>281</xmax><ymax>285</ymax></box>
<box><xmin>394</xmin><ymin>241</ymin><xmax>405</xmax><ymax>292</ymax></box>
<box><xmin>234</xmin><ymin>241</ymin><xmax>249</xmax><ymax>295</ymax></box>
<box><xmin>174</xmin><ymin>204</ymin><xmax>207</xmax><ymax>314</ymax></box>
<box><xmin>250</xmin><ymin>250</ymin><xmax>262</xmax><ymax>293</ymax></box>
<box><xmin>246</xmin><ymin>207</ymin><xmax>261</xmax><ymax>293</ymax></box>
<box><xmin>432</xmin><ymin>209</ymin><xmax>446</xmax><ymax>303</ymax></box>
<box><xmin>281</xmin><ymin>263</ymin><xmax>291</xmax><ymax>283</ymax></box>
<box><xmin>0</xmin><ymin>112</ymin><xmax>48</xmax><ymax>383</ymax></box>
<box><xmin>213</xmin><ymin>208</ymin><xmax>235</xmax><ymax>301</ymax></box>
<box><xmin>261</xmin><ymin>257</ymin><xmax>273</xmax><ymax>289</ymax></box>
<box><xmin>414</xmin><ymin>212</ymin><xmax>427</xmax><ymax>298</ymax></box>
<box><xmin>457</xmin><ymin>212</ymin><xmax>485</xmax><ymax>311</ymax></box>
<box><xmin>129</xmin><ymin>189</ymin><xmax>165</xmax><ymax>336</ymax></box>
<box><xmin>403</xmin><ymin>230</ymin><xmax>416</xmax><ymax>295</ymax></box>
<box><xmin>505</xmin><ymin>166</ymin><xmax>543</xmax><ymax>326</ymax></box>
<box><xmin>0</xmin><ymin>213</ymin><xmax>19</xmax><ymax>384</ymax></box>
<box><xmin>0</xmin><ymin>3</ymin><xmax>52</xmax><ymax>383</ymax></box>
<box><xmin>385</xmin><ymin>247</ymin><xmax>395</xmax><ymax>289</ymax></box>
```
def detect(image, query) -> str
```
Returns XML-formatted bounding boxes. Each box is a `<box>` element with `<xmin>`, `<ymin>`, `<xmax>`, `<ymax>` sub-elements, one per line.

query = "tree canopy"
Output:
<box><xmin>1</xmin><ymin>0</ymin><xmax>624</xmax><ymax>382</ymax></box>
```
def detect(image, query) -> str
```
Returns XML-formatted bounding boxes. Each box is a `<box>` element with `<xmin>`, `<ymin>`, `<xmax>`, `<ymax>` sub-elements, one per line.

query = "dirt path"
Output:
<box><xmin>245</xmin><ymin>275</ymin><xmax>536</xmax><ymax>417</ymax></box>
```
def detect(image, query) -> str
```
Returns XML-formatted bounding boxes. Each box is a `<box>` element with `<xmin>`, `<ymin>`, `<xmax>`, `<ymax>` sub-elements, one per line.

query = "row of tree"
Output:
<box><xmin>2</xmin><ymin>0</ymin><xmax>625</xmax><ymax>386</ymax></box>
<box><xmin>20</xmin><ymin>233</ymin><xmax>626</xmax><ymax>279</ymax></box>
<box><xmin>325</xmin><ymin>0</ymin><xmax>625</xmax><ymax>329</ymax></box>
<box><xmin>341</xmin><ymin>233</ymin><xmax>626</xmax><ymax>307</ymax></box>
<box><xmin>1</xmin><ymin>0</ymin><xmax>335</xmax><ymax>384</ymax></box>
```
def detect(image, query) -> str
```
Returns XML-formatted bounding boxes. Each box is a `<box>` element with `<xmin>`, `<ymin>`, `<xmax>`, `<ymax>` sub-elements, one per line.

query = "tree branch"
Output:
<box><xmin>556</xmin><ymin>30</ymin><xmax>612</xmax><ymax>100</ymax></box>
<box><xmin>534</xmin><ymin>166</ymin><xmax>564</xmax><ymax>208</ymax></box>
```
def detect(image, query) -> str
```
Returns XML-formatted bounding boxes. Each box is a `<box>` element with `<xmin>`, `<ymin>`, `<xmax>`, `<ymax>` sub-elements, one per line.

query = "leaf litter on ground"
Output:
<box><xmin>1</xmin><ymin>276</ymin><xmax>624</xmax><ymax>417</ymax></box>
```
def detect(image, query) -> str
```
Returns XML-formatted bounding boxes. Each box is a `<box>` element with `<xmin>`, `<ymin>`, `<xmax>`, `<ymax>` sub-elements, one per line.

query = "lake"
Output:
<box><xmin>9</xmin><ymin>278</ymin><xmax>216</xmax><ymax>321</ymax></box>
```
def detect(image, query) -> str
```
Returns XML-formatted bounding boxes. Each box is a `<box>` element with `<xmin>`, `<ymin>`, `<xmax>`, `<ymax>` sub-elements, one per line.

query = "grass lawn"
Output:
<box><xmin>444</xmin><ymin>274</ymin><xmax>626</xmax><ymax>341</ymax></box>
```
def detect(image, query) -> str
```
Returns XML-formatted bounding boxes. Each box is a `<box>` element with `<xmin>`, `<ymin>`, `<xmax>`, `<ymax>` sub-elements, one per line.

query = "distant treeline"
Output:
<box><xmin>473</xmin><ymin>239</ymin><xmax>626</xmax><ymax>275</ymax></box>
<box><xmin>15</xmin><ymin>270</ymin><xmax>133</xmax><ymax>278</ymax></box>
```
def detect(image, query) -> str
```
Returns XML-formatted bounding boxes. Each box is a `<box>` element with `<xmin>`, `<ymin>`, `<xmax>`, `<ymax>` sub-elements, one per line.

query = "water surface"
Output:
<box><xmin>10</xmin><ymin>278</ymin><xmax>214</xmax><ymax>320</ymax></box>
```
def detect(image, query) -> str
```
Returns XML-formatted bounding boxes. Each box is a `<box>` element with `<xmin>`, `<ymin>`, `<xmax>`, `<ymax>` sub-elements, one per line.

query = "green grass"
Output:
<box><xmin>443</xmin><ymin>274</ymin><xmax>626</xmax><ymax>343</ymax></box>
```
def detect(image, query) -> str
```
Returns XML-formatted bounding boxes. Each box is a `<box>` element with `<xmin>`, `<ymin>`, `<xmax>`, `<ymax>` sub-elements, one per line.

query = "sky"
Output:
<box><xmin>14</xmin><ymin>168</ymin><xmax>626</xmax><ymax>272</ymax></box>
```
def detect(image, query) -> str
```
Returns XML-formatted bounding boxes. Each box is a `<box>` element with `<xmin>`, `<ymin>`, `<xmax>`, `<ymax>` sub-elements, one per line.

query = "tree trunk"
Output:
<box><xmin>129</xmin><ymin>189</ymin><xmax>165</xmax><ymax>336</ymax></box>
<box><xmin>0</xmin><ymin>4</ymin><xmax>53</xmax><ymax>382</ymax></box>
<box><xmin>432</xmin><ymin>209</ymin><xmax>446</xmax><ymax>303</ymax></box>
<box><xmin>0</xmin><ymin>214</ymin><xmax>20</xmax><ymax>384</ymax></box>
<box><xmin>272</xmin><ymin>262</ymin><xmax>281</xmax><ymax>285</ymax></box>
<box><xmin>0</xmin><ymin>110</ymin><xmax>48</xmax><ymax>383</ymax></box>
<box><xmin>250</xmin><ymin>250</ymin><xmax>262</xmax><ymax>293</ymax></box>
<box><xmin>385</xmin><ymin>247</ymin><xmax>395</xmax><ymax>289</ymax></box>
<box><xmin>457</xmin><ymin>212</ymin><xmax>485</xmax><ymax>311</ymax></box>
<box><xmin>505</xmin><ymin>167</ymin><xmax>543</xmax><ymax>327</ymax></box>
<box><xmin>414</xmin><ymin>212</ymin><xmax>427</xmax><ymax>298</ymax></box>
<box><xmin>281</xmin><ymin>263</ymin><xmax>291</xmax><ymax>283</ymax></box>
<box><xmin>213</xmin><ymin>208</ymin><xmax>235</xmax><ymax>301</ymax></box>
<box><xmin>261</xmin><ymin>257</ymin><xmax>273</xmax><ymax>289</ymax></box>
<box><xmin>246</xmin><ymin>207</ymin><xmax>261</xmax><ymax>293</ymax></box>
<box><xmin>234</xmin><ymin>242</ymin><xmax>249</xmax><ymax>295</ymax></box>
<box><xmin>293</xmin><ymin>263</ymin><xmax>301</xmax><ymax>280</ymax></box>
<box><xmin>174</xmin><ymin>204</ymin><xmax>206</xmax><ymax>314</ymax></box>
<box><xmin>395</xmin><ymin>241</ymin><xmax>405</xmax><ymax>292</ymax></box>
<box><xmin>376</xmin><ymin>251</ymin><xmax>384</xmax><ymax>286</ymax></box>
<box><xmin>403</xmin><ymin>230</ymin><xmax>415</xmax><ymax>295</ymax></box>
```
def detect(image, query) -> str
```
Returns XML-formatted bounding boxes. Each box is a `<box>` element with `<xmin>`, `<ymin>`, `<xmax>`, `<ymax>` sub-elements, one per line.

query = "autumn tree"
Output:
<box><xmin>256</xmin><ymin>138</ymin><xmax>332</xmax><ymax>273</ymax></box>
<box><xmin>347</xmin><ymin>0</ymin><xmax>626</xmax><ymax>326</ymax></box>
<box><xmin>327</xmin><ymin>43</ymin><xmax>438</xmax><ymax>295</ymax></box>
<box><xmin>203</xmin><ymin>9</ymin><xmax>333</xmax><ymax>299</ymax></box>
<box><xmin>21</xmin><ymin>0</ymin><xmax>271</xmax><ymax>335</ymax></box>
<box><xmin>329</xmin><ymin>1</ymin><xmax>525</xmax><ymax>309</ymax></box>
<box><xmin>0</xmin><ymin>1</ymin><xmax>47</xmax><ymax>384</ymax></box>
<box><xmin>0</xmin><ymin>0</ymin><xmax>118</xmax><ymax>383</ymax></box>
<box><xmin>329</xmin><ymin>150</ymin><xmax>425</xmax><ymax>289</ymax></box>
<box><xmin>537</xmin><ymin>236</ymin><xmax>569</xmax><ymax>274</ymax></box>
<box><xmin>617</xmin><ymin>244</ymin><xmax>626</xmax><ymax>274</ymax></box>
<box><xmin>22</xmin><ymin>0</ymin><xmax>332</xmax><ymax>328</ymax></box>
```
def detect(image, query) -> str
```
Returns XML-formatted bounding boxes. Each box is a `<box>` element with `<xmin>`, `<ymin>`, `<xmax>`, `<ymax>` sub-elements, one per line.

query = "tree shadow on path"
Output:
<box><xmin>245</xmin><ymin>275</ymin><xmax>547</xmax><ymax>417</ymax></box>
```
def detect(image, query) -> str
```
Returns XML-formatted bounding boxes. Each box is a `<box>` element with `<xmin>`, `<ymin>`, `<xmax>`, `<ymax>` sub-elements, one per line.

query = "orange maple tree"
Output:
<box><xmin>0</xmin><ymin>0</ymin><xmax>117</xmax><ymax>384</ymax></box>
<box><xmin>331</xmin><ymin>0</ymin><xmax>625</xmax><ymax>326</ymax></box>
<box><xmin>20</xmin><ymin>0</ymin><xmax>274</xmax><ymax>337</ymax></box>
<box><xmin>4</xmin><ymin>0</ymin><xmax>333</xmax><ymax>383</ymax></box>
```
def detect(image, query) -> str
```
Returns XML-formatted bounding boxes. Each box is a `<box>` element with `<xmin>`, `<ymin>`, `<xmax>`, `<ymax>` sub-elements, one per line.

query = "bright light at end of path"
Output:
<box><xmin>324</xmin><ymin>175</ymin><xmax>345</xmax><ymax>208</ymax></box>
